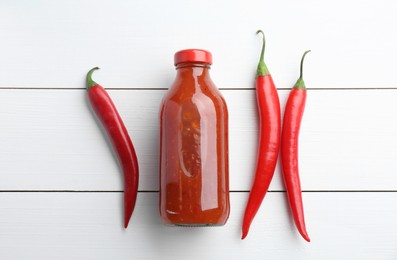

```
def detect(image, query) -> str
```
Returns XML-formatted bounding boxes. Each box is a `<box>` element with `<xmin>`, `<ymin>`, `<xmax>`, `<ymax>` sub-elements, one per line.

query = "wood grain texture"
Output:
<box><xmin>0</xmin><ymin>89</ymin><xmax>396</xmax><ymax>191</ymax></box>
<box><xmin>0</xmin><ymin>192</ymin><xmax>396</xmax><ymax>260</ymax></box>
<box><xmin>1</xmin><ymin>0</ymin><xmax>397</xmax><ymax>89</ymax></box>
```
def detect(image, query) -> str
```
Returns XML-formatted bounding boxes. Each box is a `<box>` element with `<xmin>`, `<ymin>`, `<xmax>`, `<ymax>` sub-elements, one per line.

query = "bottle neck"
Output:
<box><xmin>176</xmin><ymin>62</ymin><xmax>211</xmax><ymax>74</ymax></box>
<box><xmin>174</xmin><ymin>62</ymin><xmax>213</xmax><ymax>91</ymax></box>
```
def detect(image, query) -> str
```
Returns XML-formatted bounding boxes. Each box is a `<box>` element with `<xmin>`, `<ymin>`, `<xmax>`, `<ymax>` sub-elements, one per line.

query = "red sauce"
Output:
<box><xmin>159</xmin><ymin>50</ymin><xmax>229</xmax><ymax>226</ymax></box>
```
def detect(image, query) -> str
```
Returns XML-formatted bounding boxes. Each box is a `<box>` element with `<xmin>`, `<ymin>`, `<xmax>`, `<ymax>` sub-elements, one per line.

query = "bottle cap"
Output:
<box><xmin>174</xmin><ymin>49</ymin><xmax>212</xmax><ymax>65</ymax></box>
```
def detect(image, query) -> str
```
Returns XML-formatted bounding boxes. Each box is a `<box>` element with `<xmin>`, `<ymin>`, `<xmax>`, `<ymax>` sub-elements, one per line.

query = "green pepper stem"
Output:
<box><xmin>86</xmin><ymin>67</ymin><xmax>100</xmax><ymax>90</ymax></box>
<box><xmin>294</xmin><ymin>50</ymin><xmax>311</xmax><ymax>89</ymax></box>
<box><xmin>299</xmin><ymin>50</ymin><xmax>311</xmax><ymax>81</ymax></box>
<box><xmin>256</xmin><ymin>30</ymin><xmax>270</xmax><ymax>76</ymax></box>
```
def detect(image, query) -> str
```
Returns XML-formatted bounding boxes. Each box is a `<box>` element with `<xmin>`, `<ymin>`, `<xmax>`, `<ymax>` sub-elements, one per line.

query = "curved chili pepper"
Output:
<box><xmin>86</xmin><ymin>67</ymin><xmax>139</xmax><ymax>228</ymax></box>
<box><xmin>281</xmin><ymin>51</ymin><xmax>311</xmax><ymax>242</ymax></box>
<box><xmin>241</xmin><ymin>30</ymin><xmax>281</xmax><ymax>239</ymax></box>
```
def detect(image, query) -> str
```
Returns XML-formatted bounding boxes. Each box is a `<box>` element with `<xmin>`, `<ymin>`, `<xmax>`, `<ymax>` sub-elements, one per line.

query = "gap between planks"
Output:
<box><xmin>0</xmin><ymin>190</ymin><xmax>396</xmax><ymax>193</ymax></box>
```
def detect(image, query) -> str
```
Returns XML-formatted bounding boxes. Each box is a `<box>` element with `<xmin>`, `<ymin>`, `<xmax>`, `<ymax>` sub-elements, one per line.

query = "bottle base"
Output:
<box><xmin>166</xmin><ymin>223</ymin><xmax>225</xmax><ymax>227</ymax></box>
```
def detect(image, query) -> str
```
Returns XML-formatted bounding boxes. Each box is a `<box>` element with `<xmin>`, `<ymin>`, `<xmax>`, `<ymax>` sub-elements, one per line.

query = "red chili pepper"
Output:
<box><xmin>86</xmin><ymin>67</ymin><xmax>139</xmax><ymax>228</ymax></box>
<box><xmin>241</xmin><ymin>30</ymin><xmax>281</xmax><ymax>239</ymax></box>
<box><xmin>281</xmin><ymin>51</ymin><xmax>311</xmax><ymax>242</ymax></box>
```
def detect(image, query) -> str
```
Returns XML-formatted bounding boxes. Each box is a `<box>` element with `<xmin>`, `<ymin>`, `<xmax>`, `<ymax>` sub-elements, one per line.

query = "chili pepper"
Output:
<box><xmin>281</xmin><ymin>50</ymin><xmax>311</xmax><ymax>242</ymax></box>
<box><xmin>86</xmin><ymin>67</ymin><xmax>139</xmax><ymax>228</ymax></box>
<box><xmin>241</xmin><ymin>30</ymin><xmax>281</xmax><ymax>239</ymax></box>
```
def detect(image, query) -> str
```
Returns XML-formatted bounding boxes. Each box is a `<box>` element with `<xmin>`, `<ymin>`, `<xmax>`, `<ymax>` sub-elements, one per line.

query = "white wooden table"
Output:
<box><xmin>1</xmin><ymin>1</ymin><xmax>397</xmax><ymax>259</ymax></box>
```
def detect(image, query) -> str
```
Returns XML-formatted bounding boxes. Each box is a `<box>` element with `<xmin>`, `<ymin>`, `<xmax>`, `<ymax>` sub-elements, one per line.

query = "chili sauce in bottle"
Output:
<box><xmin>159</xmin><ymin>49</ymin><xmax>230</xmax><ymax>226</ymax></box>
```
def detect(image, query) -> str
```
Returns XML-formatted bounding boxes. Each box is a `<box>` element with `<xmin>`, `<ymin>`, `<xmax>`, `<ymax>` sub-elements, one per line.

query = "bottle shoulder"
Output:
<box><xmin>162</xmin><ymin>82</ymin><xmax>225</xmax><ymax>108</ymax></box>
<box><xmin>161</xmin><ymin>67</ymin><xmax>227</xmax><ymax>116</ymax></box>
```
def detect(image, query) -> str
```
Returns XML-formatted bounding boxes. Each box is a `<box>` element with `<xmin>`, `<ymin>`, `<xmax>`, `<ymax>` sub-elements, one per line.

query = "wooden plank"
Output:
<box><xmin>1</xmin><ymin>0</ymin><xmax>397</xmax><ymax>89</ymax></box>
<box><xmin>0</xmin><ymin>192</ymin><xmax>396</xmax><ymax>259</ymax></box>
<box><xmin>0</xmin><ymin>89</ymin><xmax>396</xmax><ymax>191</ymax></box>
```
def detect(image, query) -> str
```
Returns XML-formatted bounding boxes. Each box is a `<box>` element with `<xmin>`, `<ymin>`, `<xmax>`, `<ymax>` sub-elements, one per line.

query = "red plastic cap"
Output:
<box><xmin>174</xmin><ymin>49</ymin><xmax>212</xmax><ymax>65</ymax></box>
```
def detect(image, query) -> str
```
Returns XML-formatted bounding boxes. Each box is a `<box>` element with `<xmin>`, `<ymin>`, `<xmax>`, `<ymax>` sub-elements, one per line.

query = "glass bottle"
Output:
<box><xmin>159</xmin><ymin>49</ymin><xmax>230</xmax><ymax>226</ymax></box>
